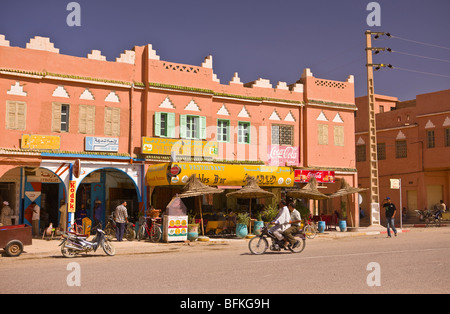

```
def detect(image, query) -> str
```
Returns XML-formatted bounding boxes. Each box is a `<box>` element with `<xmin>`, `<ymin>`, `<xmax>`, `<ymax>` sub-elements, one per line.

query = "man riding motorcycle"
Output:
<box><xmin>268</xmin><ymin>200</ymin><xmax>291</xmax><ymax>250</ymax></box>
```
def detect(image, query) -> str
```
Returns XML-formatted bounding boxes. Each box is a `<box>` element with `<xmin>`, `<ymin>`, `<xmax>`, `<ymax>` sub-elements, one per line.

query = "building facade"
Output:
<box><xmin>0</xmin><ymin>34</ymin><xmax>359</xmax><ymax>231</ymax></box>
<box><xmin>355</xmin><ymin>90</ymin><xmax>450</xmax><ymax>223</ymax></box>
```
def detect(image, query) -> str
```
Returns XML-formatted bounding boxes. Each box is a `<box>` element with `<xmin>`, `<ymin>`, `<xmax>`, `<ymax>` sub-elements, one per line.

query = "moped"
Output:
<box><xmin>59</xmin><ymin>229</ymin><xmax>115</xmax><ymax>258</ymax></box>
<box><xmin>248</xmin><ymin>223</ymin><xmax>306</xmax><ymax>255</ymax></box>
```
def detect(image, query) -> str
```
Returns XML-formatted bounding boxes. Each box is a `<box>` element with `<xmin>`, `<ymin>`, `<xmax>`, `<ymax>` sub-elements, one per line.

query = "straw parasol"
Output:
<box><xmin>226</xmin><ymin>176</ymin><xmax>275</xmax><ymax>234</ymax></box>
<box><xmin>178</xmin><ymin>174</ymin><xmax>224</xmax><ymax>237</ymax></box>
<box><xmin>287</xmin><ymin>177</ymin><xmax>329</xmax><ymax>200</ymax></box>
<box><xmin>327</xmin><ymin>178</ymin><xmax>368</xmax><ymax>227</ymax></box>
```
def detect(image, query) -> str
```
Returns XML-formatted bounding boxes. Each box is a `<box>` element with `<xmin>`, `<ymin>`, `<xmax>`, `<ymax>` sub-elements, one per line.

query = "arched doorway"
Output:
<box><xmin>76</xmin><ymin>168</ymin><xmax>141</xmax><ymax>227</ymax></box>
<box><xmin>0</xmin><ymin>166</ymin><xmax>67</xmax><ymax>231</ymax></box>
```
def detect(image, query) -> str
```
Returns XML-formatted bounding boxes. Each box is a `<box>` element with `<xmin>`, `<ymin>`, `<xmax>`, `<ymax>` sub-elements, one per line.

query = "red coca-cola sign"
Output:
<box><xmin>294</xmin><ymin>170</ymin><xmax>335</xmax><ymax>183</ymax></box>
<box><xmin>268</xmin><ymin>145</ymin><xmax>299</xmax><ymax>166</ymax></box>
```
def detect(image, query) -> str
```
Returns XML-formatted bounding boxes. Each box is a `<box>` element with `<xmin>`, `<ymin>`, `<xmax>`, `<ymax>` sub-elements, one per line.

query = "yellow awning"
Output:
<box><xmin>147</xmin><ymin>162</ymin><xmax>295</xmax><ymax>187</ymax></box>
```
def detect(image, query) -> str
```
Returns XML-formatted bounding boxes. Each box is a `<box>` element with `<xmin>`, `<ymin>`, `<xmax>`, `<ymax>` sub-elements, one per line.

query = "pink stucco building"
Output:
<box><xmin>0</xmin><ymin>34</ymin><xmax>359</xmax><ymax>230</ymax></box>
<box><xmin>355</xmin><ymin>90</ymin><xmax>450</xmax><ymax>223</ymax></box>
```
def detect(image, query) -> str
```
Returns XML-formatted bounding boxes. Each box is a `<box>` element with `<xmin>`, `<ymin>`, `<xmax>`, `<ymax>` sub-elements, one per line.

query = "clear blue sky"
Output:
<box><xmin>1</xmin><ymin>0</ymin><xmax>449</xmax><ymax>101</ymax></box>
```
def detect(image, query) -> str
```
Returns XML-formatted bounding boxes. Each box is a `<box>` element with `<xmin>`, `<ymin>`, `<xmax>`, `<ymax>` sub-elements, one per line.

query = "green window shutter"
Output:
<box><xmin>154</xmin><ymin>112</ymin><xmax>161</xmax><ymax>137</ymax></box>
<box><xmin>180</xmin><ymin>114</ymin><xmax>187</xmax><ymax>139</ymax></box>
<box><xmin>167</xmin><ymin>112</ymin><xmax>175</xmax><ymax>138</ymax></box>
<box><xmin>200</xmin><ymin>116</ymin><xmax>206</xmax><ymax>140</ymax></box>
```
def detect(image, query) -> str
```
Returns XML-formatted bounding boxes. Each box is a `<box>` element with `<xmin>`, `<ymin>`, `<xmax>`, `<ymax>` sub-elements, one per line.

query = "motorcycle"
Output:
<box><xmin>59</xmin><ymin>229</ymin><xmax>115</xmax><ymax>258</ymax></box>
<box><xmin>104</xmin><ymin>215</ymin><xmax>136</xmax><ymax>241</ymax></box>
<box><xmin>248</xmin><ymin>223</ymin><xmax>306</xmax><ymax>255</ymax></box>
<box><xmin>415</xmin><ymin>209</ymin><xmax>442</xmax><ymax>226</ymax></box>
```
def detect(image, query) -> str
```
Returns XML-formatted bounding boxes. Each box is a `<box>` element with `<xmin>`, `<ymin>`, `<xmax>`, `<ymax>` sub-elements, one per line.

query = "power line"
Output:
<box><xmin>392</xmin><ymin>66</ymin><xmax>450</xmax><ymax>79</ymax></box>
<box><xmin>390</xmin><ymin>49</ymin><xmax>450</xmax><ymax>64</ymax></box>
<box><xmin>390</xmin><ymin>35</ymin><xmax>450</xmax><ymax>51</ymax></box>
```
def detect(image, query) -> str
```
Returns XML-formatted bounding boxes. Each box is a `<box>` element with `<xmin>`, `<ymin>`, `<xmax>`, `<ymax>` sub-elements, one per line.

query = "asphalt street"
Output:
<box><xmin>1</xmin><ymin>227</ymin><xmax>449</xmax><ymax>294</ymax></box>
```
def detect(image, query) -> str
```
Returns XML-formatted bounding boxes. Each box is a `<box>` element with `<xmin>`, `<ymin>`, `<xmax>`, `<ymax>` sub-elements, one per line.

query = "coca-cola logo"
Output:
<box><xmin>269</xmin><ymin>145</ymin><xmax>298</xmax><ymax>164</ymax></box>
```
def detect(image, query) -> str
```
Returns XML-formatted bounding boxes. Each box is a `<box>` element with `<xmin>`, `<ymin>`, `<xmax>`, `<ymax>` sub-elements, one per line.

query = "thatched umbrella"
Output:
<box><xmin>178</xmin><ymin>174</ymin><xmax>224</xmax><ymax>236</ymax></box>
<box><xmin>287</xmin><ymin>177</ymin><xmax>329</xmax><ymax>200</ymax></box>
<box><xmin>226</xmin><ymin>176</ymin><xmax>275</xmax><ymax>234</ymax></box>
<box><xmin>327</xmin><ymin>178</ymin><xmax>367</xmax><ymax>226</ymax></box>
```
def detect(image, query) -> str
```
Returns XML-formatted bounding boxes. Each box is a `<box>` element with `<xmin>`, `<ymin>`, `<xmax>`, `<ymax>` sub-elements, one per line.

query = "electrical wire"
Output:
<box><xmin>392</xmin><ymin>66</ymin><xmax>450</xmax><ymax>79</ymax></box>
<box><xmin>390</xmin><ymin>35</ymin><xmax>450</xmax><ymax>51</ymax></box>
<box><xmin>390</xmin><ymin>50</ymin><xmax>450</xmax><ymax>64</ymax></box>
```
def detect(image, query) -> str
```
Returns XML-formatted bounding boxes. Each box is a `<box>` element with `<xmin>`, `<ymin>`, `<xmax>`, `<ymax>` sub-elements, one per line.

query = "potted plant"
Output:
<box><xmin>236</xmin><ymin>212</ymin><xmax>250</xmax><ymax>238</ymax></box>
<box><xmin>253</xmin><ymin>212</ymin><xmax>264</xmax><ymax>235</ymax></box>
<box><xmin>339</xmin><ymin>200</ymin><xmax>348</xmax><ymax>232</ymax></box>
<box><xmin>187</xmin><ymin>214</ymin><xmax>199</xmax><ymax>241</ymax></box>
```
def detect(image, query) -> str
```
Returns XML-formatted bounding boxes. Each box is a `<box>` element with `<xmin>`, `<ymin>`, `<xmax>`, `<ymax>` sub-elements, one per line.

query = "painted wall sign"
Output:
<box><xmin>268</xmin><ymin>145</ymin><xmax>299</xmax><ymax>166</ymax></box>
<box><xmin>68</xmin><ymin>180</ymin><xmax>77</xmax><ymax>213</ymax></box>
<box><xmin>22</xmin><ymin>134</ymin><xmax>61</xmax><ymax>150</ymax></box>
<box><xmin>142</xmin><ymin>137</ymin><xmax>218</xmax><ymax>158</ymax></box>
<box><xmin>85</xmin><ymin>137</ymin><xmax>119</xmax><ymax>152</ymax></box>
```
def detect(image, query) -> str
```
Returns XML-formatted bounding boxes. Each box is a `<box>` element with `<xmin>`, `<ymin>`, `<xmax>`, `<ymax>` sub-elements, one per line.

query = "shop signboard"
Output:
<box><xmin>21</xmin><ymin>134</ymin><xmax>60</xmax><ymax>150</ymax></box>
<box><xmin>268</xmin><ymin>145</ymin><xmax>299</xmax><ymax>166</ymax></box>
<box><xmin>147</xmin><ymin>162</ymin><xmax>295</xmax><ymax>187</ymax></box>
<box><xmin>68</xmin><ymin>180</ymin><xmax>77</xmax><ymax>213</ymax></box>
<box><xmin>164</xmin><ymin>215</ymin><xmax>188</xmax><ymax>242</ymax></box>
<box><xmin>294</xmin><ymin>170</ymin><xmax>335</xmax><ymax>183</ymax></box>
<box><xmin>142</xmin><ymin>137</ymin><xmax>218</xmax><ymax>158</ymax></box>
<box><xmin>85</xmin><ymin>137</ymin><xmax>119</xmax><ymax>152</ymax></box>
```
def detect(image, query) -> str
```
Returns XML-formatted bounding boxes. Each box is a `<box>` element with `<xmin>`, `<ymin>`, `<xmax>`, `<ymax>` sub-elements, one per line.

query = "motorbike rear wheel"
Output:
<box><xmin>248</xmin><ymin>236</ymin><xmax>268</xmax><ymax>255</ymax></box>
<box><xmin>102</xmin><ymin>240</ymin><xmax>116</xmax><ymax>256</ymax></box>
<box><xmin>289</xmin><ymin>235</ymin><xmax>306</xmax><ymax>254</ymax></box>
<box><xmin>61</xmin><ymin>242</ymin><xmax>78</xmax><ymax>258</ymax></box>
<box><xmin>125</xmin><ymin>228</ymin><xmax>136</xmax><ymax>241</ymax></box>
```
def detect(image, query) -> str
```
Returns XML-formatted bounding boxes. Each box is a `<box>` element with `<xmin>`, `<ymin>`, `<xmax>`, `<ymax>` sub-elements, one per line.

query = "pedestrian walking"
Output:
<box><xmin>113</xmin><ymin>201</ymin><xmax>128</xmax><ymax>241</ymax></box>
<box><xmin>31</xmin><ymin>202</ymin><xmax>40</xmax><ymax>237</ymax></box>
<box><xmin>383</xmin><ymin>197</ymin><xmax>397</xmax><ymax>238</ymax></box>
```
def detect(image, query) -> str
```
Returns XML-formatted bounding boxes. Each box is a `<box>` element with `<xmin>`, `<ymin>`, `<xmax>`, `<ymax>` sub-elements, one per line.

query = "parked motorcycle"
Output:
<box><xmin>415</xmin><ymin>209</ymin><xmax>441</xmax><ymax>226</ymax></box>
<box><xmin>59</xmin><ymin>229</ymin><xmax>115</xmax><ymax>258</ymax></box>
<box><xmin>248</xmin><ymin>223</ymin><xmax>306</xmax><ymax>255</ymax></box>
<box><xmin>104</xmin><ymin>215</ymin><xmax>136</xmax><ymax>241</ymax></box>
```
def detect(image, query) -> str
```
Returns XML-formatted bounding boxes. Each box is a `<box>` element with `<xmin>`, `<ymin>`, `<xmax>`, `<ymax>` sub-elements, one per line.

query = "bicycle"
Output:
<box><xmin>137</xmin><ymin>217</ymin><xmax>162</xmax><ymax>242</ymax></box>
<box><xmin>302</xmin><ymin>216</ymin><xmax>318</xmax><ymax>239</ymax></box>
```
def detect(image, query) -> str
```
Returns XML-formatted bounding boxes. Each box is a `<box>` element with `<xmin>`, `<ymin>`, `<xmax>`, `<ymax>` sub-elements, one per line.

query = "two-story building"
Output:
<box><xmin>0</xmin><ymin>34</ymin><xmax>359</xmax><ymax>231</ymax></box>
<box><xmin>355</xmin><ymin>89</ymin><xmax>450</xmax><ymax>223</ymax></box>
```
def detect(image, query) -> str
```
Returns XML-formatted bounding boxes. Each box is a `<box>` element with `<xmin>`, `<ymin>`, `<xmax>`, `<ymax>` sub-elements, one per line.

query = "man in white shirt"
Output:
<box><xmin>269</xmin><ymin>200</ymin><xmax>291</xmax><ymax>242</ymax></box>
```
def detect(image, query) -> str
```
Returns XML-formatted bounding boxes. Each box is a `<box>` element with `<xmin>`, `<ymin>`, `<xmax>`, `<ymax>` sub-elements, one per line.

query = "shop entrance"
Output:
<box><xmin>77</xmin><ymin>168</ymin><xmax>140</xmax><ymax>227</ymax></box>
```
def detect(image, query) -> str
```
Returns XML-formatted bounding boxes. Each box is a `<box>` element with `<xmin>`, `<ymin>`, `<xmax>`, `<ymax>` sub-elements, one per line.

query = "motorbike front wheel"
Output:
<box><xmin>61</xmin><ymin>242</ymin><xmax>78</xmax><ymax>258</ymax></box>
<box><xmin>248</xmin><ymin>236</ymin><xmax>268</xmax><ymax>255</ymax></box>
<box><xmin>303</xmin><ymin>224</ymin><xmax>317</xmax><ymax>239</ymax></box>
<box><xmin>102</xmin><ymin>240</ymin><xmax>116</xmax><ymax>256</ymax></box>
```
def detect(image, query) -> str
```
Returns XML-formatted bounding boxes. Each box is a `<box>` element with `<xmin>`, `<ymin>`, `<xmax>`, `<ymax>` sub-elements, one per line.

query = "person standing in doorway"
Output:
<box><xmin>113</xmin><ymin>201</ymin><xmax>128</xmax><ymax>241</ymax></box>
<box><xmin>383</xmin><ymin>197</ymin><xmax>397</xmax><ymax>238</ymax></box>
<box><xmin>59</xmin><ymin>200</ymin><xmax>67</xmax><ymax>232</ymax></box>
<box><xmin>31</xmin><ymin>202</ymin><xmax>40</xmax><ymax>237</ymax></box>
<box><xmin>1</xmin><ymin>201</ymin><xmax>12</xmax><ymax>226</ymax></box>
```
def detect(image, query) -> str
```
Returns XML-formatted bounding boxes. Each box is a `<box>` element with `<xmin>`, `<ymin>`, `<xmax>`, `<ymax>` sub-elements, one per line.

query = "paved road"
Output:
<box><xmin>1</xmin><ymin>227</ymin><xmax>449</xmax><ymax>294</ymax></box>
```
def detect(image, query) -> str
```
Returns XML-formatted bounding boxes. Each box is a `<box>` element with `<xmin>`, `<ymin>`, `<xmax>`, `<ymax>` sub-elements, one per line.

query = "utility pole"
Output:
<box><xmin>365</xmin><ymin>30</ymin><xmax>390</xmax><ymax>226</ymax></box>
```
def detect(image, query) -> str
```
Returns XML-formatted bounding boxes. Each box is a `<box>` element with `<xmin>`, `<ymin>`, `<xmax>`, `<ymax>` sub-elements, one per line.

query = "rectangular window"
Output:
<box><xmin>217</xmin><ymin>119</ymin><xmax>230</xmax><ymax>142</ymax></box>
<box><xmin>104</xmin><ymin>107</ymin><xmax>120</xmax><ymax>136</ymax></box>
<box><xmin>426</xmin><ymin>130</ymin><xmax>435</xmax><ymax>148</ymax></box>
<box><xmin>180</xmin><ymin>115</ymin><xmax>206</xmax><ymax>140</ymax></box>
<box><xmin>78</xmin><ymin>105</ymin><xmax>95</xmax><ymax>134</ymax></box>
<box><xmin>318</xmin><ymin>124</ymin><xmax>328</xmax><ymax>145</ymax></box>
<box><xmin>396</xmin><ymin>140</ymin><xmax>407</xmax><ymax>158</ymax></box>
<box><xmin>238</xmin><ymin>121</ymin><xmax>250</xmax><ymax>144</ymax></box>
<box><xmin>155</xmin><ymin>112</ymin><xmax>175</xmax><ymax>137</ymax></box>
<box><xmin>334</xmin><ymin>125</ymin><xmax>344</xmax><ymax>146</ymax></box>
<box><xmin>356</xmin><ymin>145</ymin><xmax>366</xmax><ymax>162</ymax></box>
<box><xmin>377</xmin><ymin>143</ymin><xmax>386</xmax><ymax>160</ymax></box>
<box><xmin>272</xmin><ymin>124</ymin><xmax>294</xmax><ymax>146</ymax></box>
<box><xmin>6</xmin><ymin>101</ymin><xmax>26</xmax><ymax>130</ymax></box>
<box><xmin>445</xmin><ymin>128</ymin><xmax>450</xmax><ymax>147</ymax></box>
<box><xmin>52</xmin><ymin>103</ymin><xmax>70</xmax><ymax>132</ymax></box>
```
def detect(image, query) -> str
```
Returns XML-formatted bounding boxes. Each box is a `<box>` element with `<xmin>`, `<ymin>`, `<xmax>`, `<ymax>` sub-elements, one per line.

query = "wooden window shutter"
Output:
<box><xmin>154</xmin><ymin>112</ymin><xmax>161</xmax><ymax>137</ymax></box>
<box><xmin>179</xmin><ymin>115</ymin><xmax>187</xmax><ymax>139</ymax></box>
<box><xmin>111</xmin><ymin>107</ymin><xmax>120</xmax><ymax>136</ymax></box>
<box><xmin>79</xmin><ymin>105</ymin><xmax>87</xmax><ymax>134</ymax></box>
<box><xmin>104</xmin><ymin>107</ymin><xmax>112</xmax><ymax>135</ymax></box>
<box><xmin>86</xmin><ymin>105</ymin><xmax>95</xmax><ymax>134</ymax></box>
<box><xmin>200</xmin><ymin>116</ymin><xmax>206</xmax><ymax>140</ymax></box>
<box><xmin>52</xmin><ymin>103</ymin><xmax>62</xmax><ymax>132</ymax></box>
<box><xmin>167</xmin><ymin>112</ymin><xmax>176</xmax><ymax>138</ymax></box>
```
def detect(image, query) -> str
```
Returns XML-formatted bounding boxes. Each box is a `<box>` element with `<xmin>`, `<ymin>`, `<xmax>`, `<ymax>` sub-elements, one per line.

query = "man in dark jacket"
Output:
<box><xmin>383</xmin><ymin>197</ymin><xmax>397</xmax><ymax>237</ymax></box>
